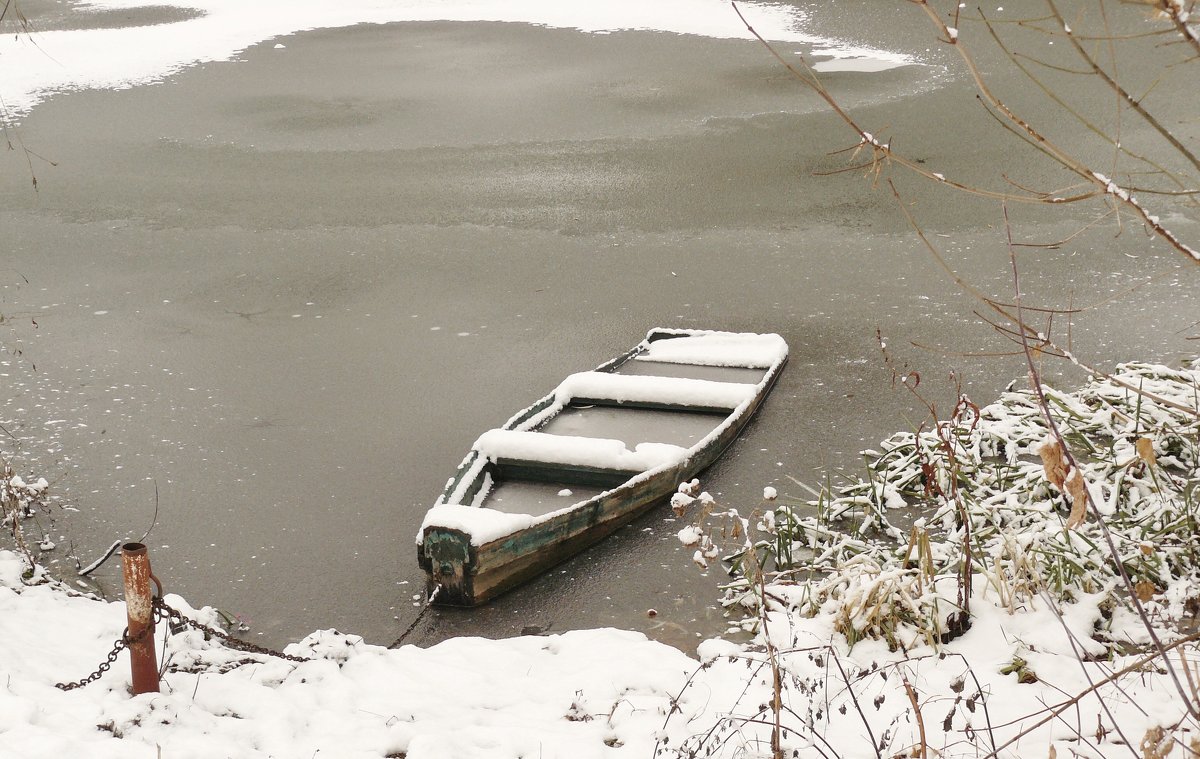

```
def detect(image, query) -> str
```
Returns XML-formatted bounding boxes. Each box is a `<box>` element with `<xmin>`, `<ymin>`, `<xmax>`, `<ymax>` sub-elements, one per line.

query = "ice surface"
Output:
<box><xmin>482</xmin><ymin>481</ymin><xmax>606</xmax><ymax>517</ymax></box>
<box><xmin>538</xmin><ymin>405</ymin><xmax>724</xmax><ymax>449</ymax></box>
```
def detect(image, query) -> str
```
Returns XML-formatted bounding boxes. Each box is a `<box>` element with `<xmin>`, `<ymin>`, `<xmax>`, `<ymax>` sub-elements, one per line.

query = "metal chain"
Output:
<box><xmin>387</xmin><ymin>584</ymin><xmax>441</xmax><ymax>649</ymax></box>
<box><xmin>57</xmin><ymin>587</ymin><xmax>441</xmax><ymax>690</ymax></box>
<box><xmin>55</xmin><ymin>623</ymin><xmax>155</xmax><ymax>691</ymax></box>
<box><xmin>55</xmin><ymin>597</ymin><xmax>310</xmax><ymax>690</ymax></box>
<box><xmin>153</xmin><ymin>597</ymin><xmax>311</xmax><ymax>663</ymax></box>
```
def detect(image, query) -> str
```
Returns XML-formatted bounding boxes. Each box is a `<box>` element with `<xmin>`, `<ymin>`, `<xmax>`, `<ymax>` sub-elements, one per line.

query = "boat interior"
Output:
<box><xmin>476</xmin><ymin>360</ymin><xmax>769</xmax><ymax>517</ymax></box>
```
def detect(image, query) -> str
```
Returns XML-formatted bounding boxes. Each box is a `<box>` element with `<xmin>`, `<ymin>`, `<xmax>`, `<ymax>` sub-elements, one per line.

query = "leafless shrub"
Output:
<box><xmin>1</xmin><ymin>457</ymin><xmax>51</xmax><ymax>571</ymax></box>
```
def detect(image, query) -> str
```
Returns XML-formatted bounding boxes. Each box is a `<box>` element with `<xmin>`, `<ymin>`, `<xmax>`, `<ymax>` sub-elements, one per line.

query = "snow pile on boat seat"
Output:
<box><xmin>420</xmin><ymin>503</ymin><xmax>537</xmax><ymax>545</ymax></box>
<box><xmin>638</xmin><ymin>331</ymin><xmax>787</xmax><ymax>368</ymax></box>
<box><xmin>555</xmin><ymin>371</ymin><xmax>757</xmax><ymax>410</ymax></box>
<box><xmin>476</xmin><ymin>429</ymin><xmax>687</xmax><ymax>473</ymax></box>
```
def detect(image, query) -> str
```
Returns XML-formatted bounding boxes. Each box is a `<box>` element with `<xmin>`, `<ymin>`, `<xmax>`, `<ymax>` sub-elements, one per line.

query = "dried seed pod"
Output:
<box><xmin>1135</xmin><ymin>437</ymin><xmax>1157</xmax><ymax>468</ymax></box>
<box><xmin>1065</xmin><ymin>470</ymin><xmax>1088</xmax><ymax>529</ymax></box>
<box><xmin>1038</xmin><ymin>439</ymin><xmax>1068</xmax><ymax>490</ymax></box>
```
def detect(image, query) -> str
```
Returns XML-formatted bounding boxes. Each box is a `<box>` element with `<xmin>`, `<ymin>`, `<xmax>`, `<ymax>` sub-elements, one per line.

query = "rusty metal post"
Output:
<box><xmin>121</xmin><ymin>542</ymin><xmax>159</xmax><ymax>694</ymax></box>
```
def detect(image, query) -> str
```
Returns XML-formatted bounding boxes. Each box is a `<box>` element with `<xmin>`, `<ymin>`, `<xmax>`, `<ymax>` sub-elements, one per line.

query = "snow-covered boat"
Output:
<box><xmin>417</xmin><ymin>328</ymin><xmax>789</xmax><ymax>606</ymax></box>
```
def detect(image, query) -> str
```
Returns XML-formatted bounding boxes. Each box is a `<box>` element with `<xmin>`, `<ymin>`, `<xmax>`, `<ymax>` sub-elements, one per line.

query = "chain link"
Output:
<box><xmin>56</xmin><ymin>597</ymin><xmax>310</xmax><ymax>690</ymax></box>
<box><xmin>388</xmin><ymin>583</ymin><xmax>440</xmax><ymax>649</ymax></box>
<box><xmin>153</xmin><ymin>597</ymin><xmax>311</xmax><ymax>663</ymax></box>
<box><xmin>56</xmin><ymin>585</ymin><xmax>442</xmax><ymax>690</ymax></box>
<box><xmin>55</xmin><ymin>621</ymin><xmax>156</xmax><ymax>691</ymax></box>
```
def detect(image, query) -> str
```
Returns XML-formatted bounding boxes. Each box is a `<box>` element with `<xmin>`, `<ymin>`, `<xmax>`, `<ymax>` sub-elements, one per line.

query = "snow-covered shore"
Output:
<box><xmin>5</xmin><ymin>543</ymin><xmax>1198</xmax><ymax>758</ymax></box>
<box><xmin>1</xmin><ymin>549</ymin><xmax>699</xmax><ymax>758</ymax></box>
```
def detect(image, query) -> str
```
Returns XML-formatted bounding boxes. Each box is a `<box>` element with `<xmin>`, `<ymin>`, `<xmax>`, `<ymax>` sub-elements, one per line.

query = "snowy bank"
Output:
<box><xmin>6</xmin><ymin>543</ymin><xmax>1199</xmax><ymax>758</ymax></box>
<box><xmin>688</xmin><ymin>359</ymin><xmax>1200</xmax><ymax>757</ymax></box>
<box><xmin>1</xmin><ymin>549</ymin><xmax>698</xmax><ymax>758</ymax></box>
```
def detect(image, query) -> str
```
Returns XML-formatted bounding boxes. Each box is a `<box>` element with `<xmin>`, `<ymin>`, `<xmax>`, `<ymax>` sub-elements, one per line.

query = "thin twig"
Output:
<box><xmin>138</xmin><ymin>481</ymin><xmax>160</xmax><ymax>544</ymax></box>
<box><xmin>902</xmin><ymin>674</ymin><xmax>929</xmax><ymax>759</ymax></box>
<box><xmin>981</xmin><ymin>632</ymin><xmax>1200</xmax><ymax>758</ymax></box>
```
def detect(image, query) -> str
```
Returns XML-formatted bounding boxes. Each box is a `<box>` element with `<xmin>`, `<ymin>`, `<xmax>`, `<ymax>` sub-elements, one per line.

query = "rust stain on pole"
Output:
<box><xmin>121</xmin><ymin>542</ymin><xmax>159</xmax><ymax>695</ymax></box>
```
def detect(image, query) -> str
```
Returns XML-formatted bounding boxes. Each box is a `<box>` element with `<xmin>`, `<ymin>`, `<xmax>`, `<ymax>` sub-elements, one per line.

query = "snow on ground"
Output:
<box><xmin>4</xmin><ymin>543</ymin><xmax>1198</xmax><ymax>758</ymax></box>
<box><xmin>0</xmin><ymin>0</ymin><xmax>913</xmax><ymax>120</ymax></box>
<box><xmin>1</xmin><ymin>549</ymin><xmax>698</xmax><ymax>758</ymax></box>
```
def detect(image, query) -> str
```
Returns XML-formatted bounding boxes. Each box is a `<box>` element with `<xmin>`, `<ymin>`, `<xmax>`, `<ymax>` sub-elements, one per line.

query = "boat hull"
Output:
<box><xmin>417</xmin><ymin>328</ymin><xmax>787</xmax><ymax>606</ymax></box>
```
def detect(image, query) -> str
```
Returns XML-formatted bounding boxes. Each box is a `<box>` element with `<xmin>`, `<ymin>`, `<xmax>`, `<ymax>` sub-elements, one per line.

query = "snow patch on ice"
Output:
<box><xmin>677</xmin><ymin>525</ymin><xmax>703</xmax><ymax>545</ymax></box>
<box><xmin>0</xmin><ymin>1</ymin><xmax>913</xmax><ymax>120</ymax></box>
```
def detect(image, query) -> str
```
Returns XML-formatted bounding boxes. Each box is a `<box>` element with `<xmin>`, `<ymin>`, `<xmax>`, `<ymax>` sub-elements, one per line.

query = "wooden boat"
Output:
<box><xmin>417</xmin><ymin>328</ymin><xmax>788</xmax><ymax>606</ymax></box>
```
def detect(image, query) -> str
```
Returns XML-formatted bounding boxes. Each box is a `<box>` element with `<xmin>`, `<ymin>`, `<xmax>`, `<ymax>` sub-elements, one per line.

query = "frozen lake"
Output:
<box><xmin>1</xmin><ymin>1</ymin><xmax>1196</xmax><ymax>650</ymax></box>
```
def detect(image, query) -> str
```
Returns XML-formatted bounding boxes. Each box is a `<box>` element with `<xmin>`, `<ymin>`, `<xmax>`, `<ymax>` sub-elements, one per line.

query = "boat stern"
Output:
<box><xmin>418</xmin><ymin>527</ymin><xmax>476</xmax><ymax>605</ymax></box>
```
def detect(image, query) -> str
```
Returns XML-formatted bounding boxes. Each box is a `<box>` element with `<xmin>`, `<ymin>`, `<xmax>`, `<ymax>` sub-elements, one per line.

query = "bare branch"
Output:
<box><xmin>1046</xmin><ymin>0</ymin><xmax>1200</xmax><ymax>176</ymax></box>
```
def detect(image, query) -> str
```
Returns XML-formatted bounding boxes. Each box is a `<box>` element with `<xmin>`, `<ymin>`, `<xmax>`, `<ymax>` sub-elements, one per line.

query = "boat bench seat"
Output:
<box><xmin>475</xmin><ymin>429</ymin><xmax>687</xmax><ymax>474</ymax></box>
<box><xmin>640</xmin><ymin>331</ymin><xmax>789</xmax><ymax>368</ymax></box>
<box><xmin>555</xmin><ymin>371</ymin><xmax>756</xmax><ymax>412</ymax></box>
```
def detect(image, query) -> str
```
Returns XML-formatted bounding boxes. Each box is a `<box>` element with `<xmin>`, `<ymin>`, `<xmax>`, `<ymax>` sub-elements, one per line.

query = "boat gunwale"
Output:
<box><xmin>420</xmin><ymin>328</ymin><xmax>788</xmax><ymax>549</ymax></box>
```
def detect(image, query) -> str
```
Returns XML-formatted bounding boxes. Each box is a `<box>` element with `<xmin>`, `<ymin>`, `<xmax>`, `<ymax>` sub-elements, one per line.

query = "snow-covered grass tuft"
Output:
<box><xmin>664</xmin><ymin>359</ymin><xmax>1200</xmax><ymax>758</ymax></box>
<box><xmin>747</xmin><ymin>360</ymin><xmax>1200</xmax><ymax>653</ymax></box>
<box><xmin>1</xmin><ymin>457</ymin><xmax>54</xmax><ymax>571</ymax></box>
